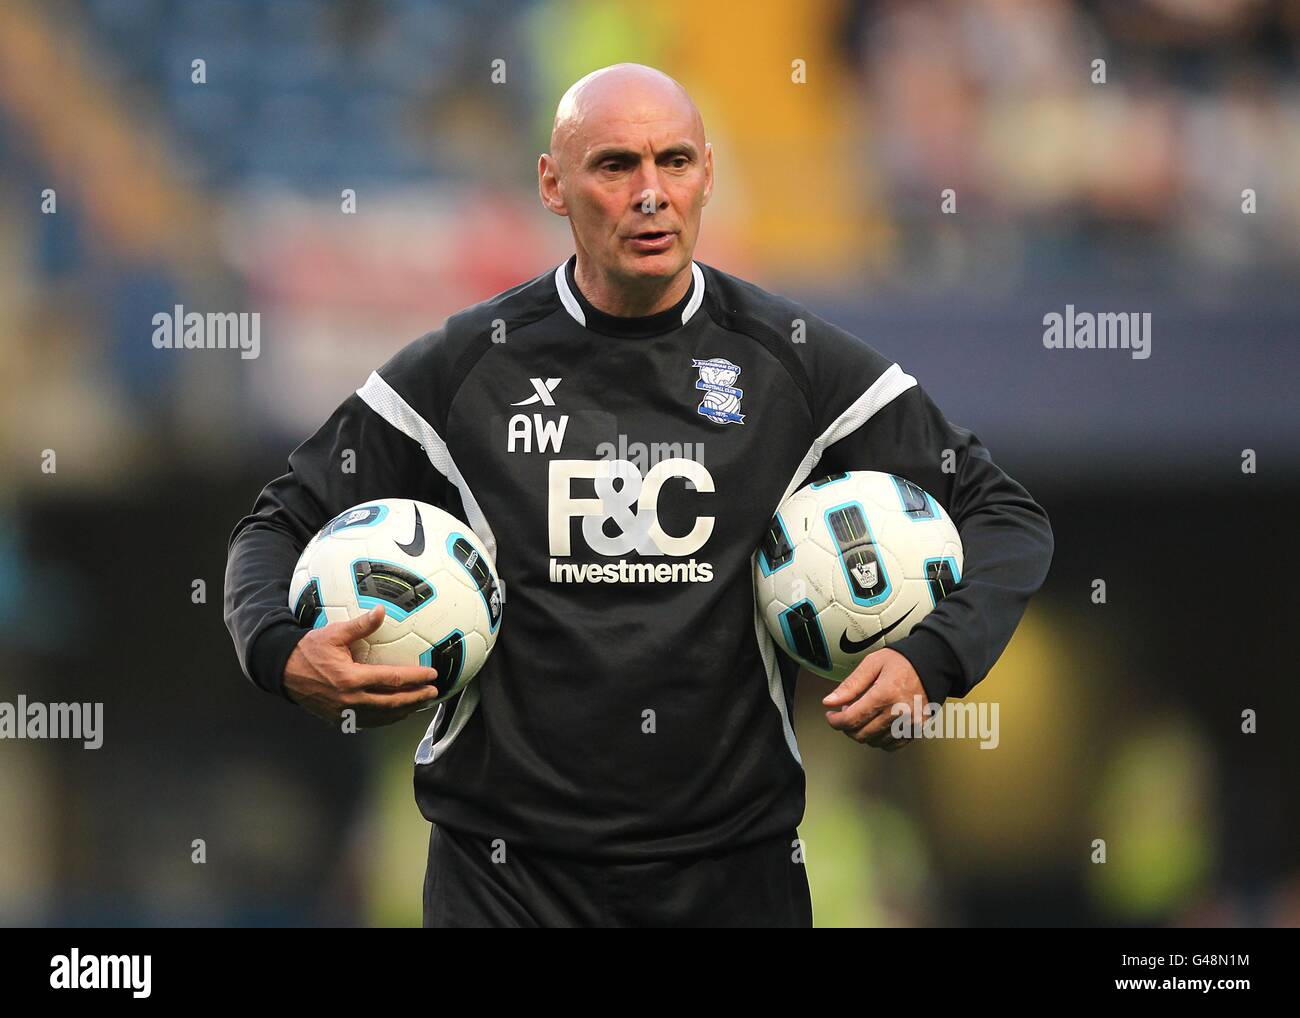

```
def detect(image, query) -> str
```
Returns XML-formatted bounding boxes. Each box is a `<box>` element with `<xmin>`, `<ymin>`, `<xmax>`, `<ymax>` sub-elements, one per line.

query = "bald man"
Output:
<box><xmin>224</xmin><ymin>64</ymin><xmax>1053</xmax><ymax>927</ymax></box>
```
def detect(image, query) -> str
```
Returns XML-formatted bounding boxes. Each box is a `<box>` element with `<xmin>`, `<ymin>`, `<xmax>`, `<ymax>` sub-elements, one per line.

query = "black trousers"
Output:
<box><xmin>422</xmin><ymin>823</ymin><xmax>813</xmax><ymax>928</ymax></box>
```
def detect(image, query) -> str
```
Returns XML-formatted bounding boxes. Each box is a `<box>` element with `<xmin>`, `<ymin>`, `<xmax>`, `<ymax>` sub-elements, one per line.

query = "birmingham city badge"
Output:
<box><xmin>691</xmin><ymin>357</ymin><xmax>745</xmax><ymax>425</ymax></box>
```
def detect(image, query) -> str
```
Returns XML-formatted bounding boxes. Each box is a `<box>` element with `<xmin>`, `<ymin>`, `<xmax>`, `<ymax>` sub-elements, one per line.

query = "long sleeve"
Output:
<box><xmin>223</xmin><ymin>390</ymin><xmax>448</xmax><ymax>700</ymax></box>
<box><xmin>796</xmin><ymin>317</ymin><xmax>1054</xmax><ymax>703</ymax></box>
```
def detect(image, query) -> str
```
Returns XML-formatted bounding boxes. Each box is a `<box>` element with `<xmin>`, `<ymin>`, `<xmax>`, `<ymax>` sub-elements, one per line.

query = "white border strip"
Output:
<box><xmin>682</xmin><ymin>261</ymin><xmax>706</xmax><ymax>324</ymax></box>
<box><xmin>413</xmin><ymin>683</ymin><xmax>480</xmax><ymax>766</ymax></box>
<box><xmin>757</xmin><ymin>362</ymin><xmax>919</xmax><ymax>763</ymax></box>
<box><xmin>356</xmin><ymin>369</ymin><xmax>495</xmax><ymax>765</ymax></box>
<box><xmin>780</xmin><ymin>363</ymin><xmax>917</xmax><ymax>504</ymax></box>
<box><xmin>356</xmin><ymin>371</ymin><xmax>497</xmax><ymax>559</ymax></box>
<box><xmin>554</xmin><ymin>262</ymin><xmax>585</xmax><ymax>326</ymax></box>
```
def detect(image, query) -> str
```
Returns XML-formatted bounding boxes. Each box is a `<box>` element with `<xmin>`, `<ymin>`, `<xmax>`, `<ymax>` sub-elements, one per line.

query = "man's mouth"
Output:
<box><xmin>627</xmin><ymin>230</ymin><xmax>676</xmax><ymax>251</ymax></box>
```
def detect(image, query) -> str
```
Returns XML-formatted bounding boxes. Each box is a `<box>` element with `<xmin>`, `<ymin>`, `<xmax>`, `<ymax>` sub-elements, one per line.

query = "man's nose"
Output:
<box><xmin>631</xmin><ymin>162</ymin><xmax>668</xmax><ymax>213</ymax></box>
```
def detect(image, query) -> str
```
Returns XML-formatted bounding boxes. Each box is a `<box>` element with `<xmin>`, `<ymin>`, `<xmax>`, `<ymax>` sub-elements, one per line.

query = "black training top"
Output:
<box><xmin>223</xmin><ymin>254</ymin><xmax>1054</xmax><ymax>861</ymax></box>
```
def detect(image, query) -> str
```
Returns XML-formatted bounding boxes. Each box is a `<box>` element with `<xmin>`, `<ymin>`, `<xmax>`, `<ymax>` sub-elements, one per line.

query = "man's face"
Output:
<box><xmin>541</xmin><ymin>91</ymin><xmax>713</xmax><ymax>284</ymax></box>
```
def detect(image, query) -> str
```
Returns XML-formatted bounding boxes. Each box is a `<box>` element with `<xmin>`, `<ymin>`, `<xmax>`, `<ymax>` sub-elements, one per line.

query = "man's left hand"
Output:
<box><xmin>820</xmin><ymin>648</ymin><xmax>927</xmax><ymax>751</ymax></box>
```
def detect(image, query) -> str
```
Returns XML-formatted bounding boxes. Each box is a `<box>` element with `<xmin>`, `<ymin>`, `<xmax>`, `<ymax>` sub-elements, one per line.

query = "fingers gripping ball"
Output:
<box><xmin>288</xmin><ymin>500</ymin><xmax>504</xmax><ymax>702</ymax></box>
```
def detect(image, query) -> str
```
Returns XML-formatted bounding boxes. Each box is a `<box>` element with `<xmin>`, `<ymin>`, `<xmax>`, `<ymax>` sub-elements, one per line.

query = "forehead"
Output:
<box><xmin>568</xmin><ymin>86</ymin><xmax>700</xmax><ymax>153</ymax></box>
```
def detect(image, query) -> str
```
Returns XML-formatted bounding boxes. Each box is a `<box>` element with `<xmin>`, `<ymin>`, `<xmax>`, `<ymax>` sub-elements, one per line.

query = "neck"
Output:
<box><xmin>573</xmin><ymin>253</ymin><xmax>692</xmax><ymax>317</ymax></box>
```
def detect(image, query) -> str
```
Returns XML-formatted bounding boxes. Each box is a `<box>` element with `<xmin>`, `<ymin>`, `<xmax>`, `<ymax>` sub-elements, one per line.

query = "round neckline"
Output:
<box><xmin>562</xmin><ymin>255</ymin><xmax>697</xmax><ymax>338</ymax></box>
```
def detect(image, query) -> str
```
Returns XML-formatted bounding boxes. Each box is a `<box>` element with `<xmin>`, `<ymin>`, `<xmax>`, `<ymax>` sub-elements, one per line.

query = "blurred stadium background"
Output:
<box><xmin>0</xmin><ymin>0</ymin><xmax>1297</xmax><ymax>926</ymax></box>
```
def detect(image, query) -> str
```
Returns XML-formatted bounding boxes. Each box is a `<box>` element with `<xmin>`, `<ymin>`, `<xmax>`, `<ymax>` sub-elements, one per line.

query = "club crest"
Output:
<box><xmin>691</xmin><ymin>357</ymin><xmax>745</xmax><ymax>425</ymax></box>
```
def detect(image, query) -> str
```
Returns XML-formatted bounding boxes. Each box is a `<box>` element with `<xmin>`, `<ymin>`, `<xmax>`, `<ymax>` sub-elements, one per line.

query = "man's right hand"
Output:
<box><xmin>283</xmin><ymin>605</ymin><xmax>441</xmax><ymax>727</ymax></box>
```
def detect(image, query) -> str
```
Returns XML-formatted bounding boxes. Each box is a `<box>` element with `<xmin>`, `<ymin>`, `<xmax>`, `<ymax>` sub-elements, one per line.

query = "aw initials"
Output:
<box><xmin>507</xmin><ymin>413</ymin><xmax>569</xmax><ymax>453</ymax></box>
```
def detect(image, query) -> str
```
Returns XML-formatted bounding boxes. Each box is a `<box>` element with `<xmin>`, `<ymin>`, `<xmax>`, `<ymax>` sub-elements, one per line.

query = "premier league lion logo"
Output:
<box><xmin>851</xmin><ymin>560</ymin><xmax>879</xmax><ymax>590</ymax></box>
<box><xmin>691</xmin><ymin>357</ymin><xmax>745</xmax><ymax>425</ymax></box>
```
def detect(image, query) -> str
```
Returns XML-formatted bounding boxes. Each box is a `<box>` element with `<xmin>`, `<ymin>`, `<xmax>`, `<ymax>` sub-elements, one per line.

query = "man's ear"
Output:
<box><xmin>538</xmin><ymin>153</ymin><xmax>568</xmax><ymax>216</ymax></box>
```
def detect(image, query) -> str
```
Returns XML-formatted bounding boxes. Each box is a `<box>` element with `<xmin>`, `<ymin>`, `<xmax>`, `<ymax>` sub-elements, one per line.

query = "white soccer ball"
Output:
<box><xmin>754</xmin><ymin>471</ymin><xmax>963</xmax><ymax>682</ymax></box>
<box><xmin>288</xmin><ymin>499</ymin><xmax>503</xmax><ymax>701</ymax></box>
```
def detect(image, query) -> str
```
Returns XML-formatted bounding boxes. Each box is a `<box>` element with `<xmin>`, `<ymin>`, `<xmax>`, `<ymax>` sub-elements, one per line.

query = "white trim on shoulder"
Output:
<box><xmin>355</xmin><ymin>371</ymin><xmax>497</xmax><ymax>560</ymax></box>
<box><xmin>355</xmin><ymin>369</ymin><xmax>497</xmax><ymax>768</ymax></box>
<box><xmin>780</xmin><ymin>362</ymin><xmax>918</xmax><ymax>504</ymax></box>
<box><xmin>757</xmin><ymin>361</ymin><xmax>919</xmax><ymax>764</ymax></box>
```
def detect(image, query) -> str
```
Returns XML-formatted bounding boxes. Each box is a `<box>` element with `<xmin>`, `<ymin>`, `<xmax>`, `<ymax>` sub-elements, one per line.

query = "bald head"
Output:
<box><xmin>549</xmin><ymin>63</ymin><xmax>705</xmax><ymax>176</ymax></box>
<box><xmin>538</xmin><ymin>63</ymin><xmax>713</xmax><ymax>311</ymax></box>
